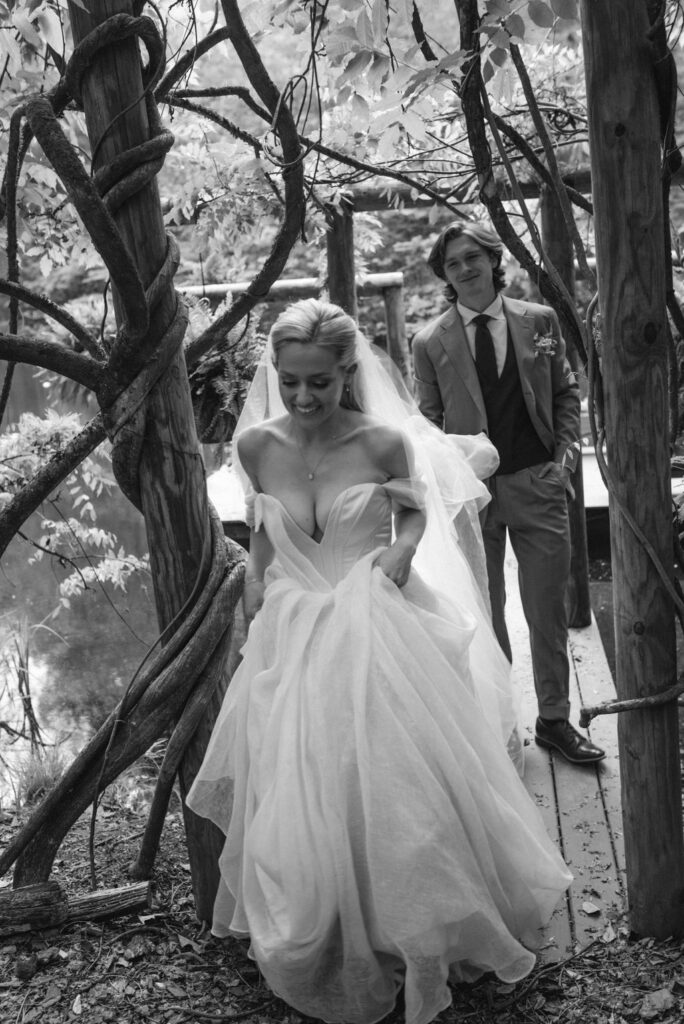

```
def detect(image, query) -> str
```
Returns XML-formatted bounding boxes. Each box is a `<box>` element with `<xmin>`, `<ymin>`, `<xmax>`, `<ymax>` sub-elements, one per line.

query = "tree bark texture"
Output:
<box><xmin>540</xmin><ymin>186</ymin><xmax>591</xmax><ymax>628</ymax></box>
<box><xmin>0</xmin><ymin>881</ymin><xmax>68</xmax><ymax>936</ymax></box>
<box><xmin>580</xmin><ymin>0</ymin><xmax>684</xmax><ymax>936</ymax></box>
<box><xmin>12</xmin><ymin>1</ymin><xmax>230</xmax><ymax>918</ymax></box>
<box><xmin>0</xmin><ymin>881</ymin><xmax>150</xmax><ymax>935</ymax></box>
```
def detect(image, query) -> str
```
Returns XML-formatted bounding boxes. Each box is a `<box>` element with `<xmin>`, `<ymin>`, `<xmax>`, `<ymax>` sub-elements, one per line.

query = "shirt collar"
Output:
<box><xmin>457</xmin><ymin>294</ymin><xmax>504</xmax><ymax>327</ymax></box>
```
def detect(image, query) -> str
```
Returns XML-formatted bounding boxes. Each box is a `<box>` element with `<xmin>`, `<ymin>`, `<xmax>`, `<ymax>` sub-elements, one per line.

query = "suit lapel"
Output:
<box><xmin>503</xmin><ymin>297</ymin><xmax>553</xmax><ymax>444</ymax></box>
<box><xmin>436</xmin><ymin>308</ymin><xmax>486</xmax><ymax>421</ymax></box>
<box><xmin>504</xmin><ymin>297</ymin><xmax>536</xmax><ymax>402</ymax></box>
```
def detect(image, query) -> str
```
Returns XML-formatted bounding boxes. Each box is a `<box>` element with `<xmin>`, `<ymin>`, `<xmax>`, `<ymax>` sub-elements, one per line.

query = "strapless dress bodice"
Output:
<box><xmin>250</xmin><ymin>479</ymin><xmax>423</xmax><ymax>587</ymax></box>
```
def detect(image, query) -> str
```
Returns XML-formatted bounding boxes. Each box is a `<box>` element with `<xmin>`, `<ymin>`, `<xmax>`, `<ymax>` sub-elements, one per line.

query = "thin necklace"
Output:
<box><xmin>292</xmin><ymin>428</ymin><xmax>346</xmax><ymax>480</ymax></box>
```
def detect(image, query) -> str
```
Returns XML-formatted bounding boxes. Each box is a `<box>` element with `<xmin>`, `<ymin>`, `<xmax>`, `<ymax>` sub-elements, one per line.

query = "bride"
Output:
<box><xmin>187</xmin><ymin>298</ymin><xmax>572</xmax><ymax>1024</ymax></box>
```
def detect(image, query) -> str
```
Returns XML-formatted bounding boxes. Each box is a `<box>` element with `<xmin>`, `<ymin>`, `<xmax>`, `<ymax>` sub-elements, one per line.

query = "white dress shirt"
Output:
<box><xmin>457</xmin><ymin>295</ymin><xmax>508</xmax><ymax>377</ymax></box>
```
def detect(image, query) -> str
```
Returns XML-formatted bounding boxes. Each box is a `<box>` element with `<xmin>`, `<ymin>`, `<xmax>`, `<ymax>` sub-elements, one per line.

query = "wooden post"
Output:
<box><xmin>580</xmin><ymin>0</ymin><xmax>684</xmax><ymax>936</ymax></box>
<box><xmin>540</xmin><ymin>185</ymin><xmax>592</xmax><ymax>628</ymax></box>
<box><xmin>66</xmin><ymin>1</ymin><xmax>226</xmax><ymax>922</ymax></box>
<box><xmin>326</xmin><ymin>198</ymin><xmax>357</xmax><ymax>317</ymax></box>
<box><xmin>383</xmin><ymin>284</ymin><xmax>411</xmax><ymax>384</ymax></box>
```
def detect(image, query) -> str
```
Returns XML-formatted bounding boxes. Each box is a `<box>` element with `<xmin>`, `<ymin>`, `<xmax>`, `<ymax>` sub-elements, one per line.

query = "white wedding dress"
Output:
<box><xmin>187</xmin><ymin>474</ymin><xmax>572</xmax><ymax>1024</ymax></box>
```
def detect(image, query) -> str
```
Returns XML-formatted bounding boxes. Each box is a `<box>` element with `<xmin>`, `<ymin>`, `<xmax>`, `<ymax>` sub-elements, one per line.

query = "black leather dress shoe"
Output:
<box><xmin>534</xmin><ymin>717</ymin><xmax>606</xmax><ymax>765</ymax></box>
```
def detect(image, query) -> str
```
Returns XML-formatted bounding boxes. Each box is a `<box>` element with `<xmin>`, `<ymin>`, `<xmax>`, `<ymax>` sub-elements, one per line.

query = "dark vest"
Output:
<box><xmin>477</xmin><ymin>331</ymin><xmax>549</xmax><ymax>474</ymax></box>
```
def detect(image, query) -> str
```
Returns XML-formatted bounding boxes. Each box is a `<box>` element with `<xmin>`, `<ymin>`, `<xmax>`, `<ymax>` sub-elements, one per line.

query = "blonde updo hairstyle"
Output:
<box><xmin>270</xmin><ymin>298</ymin><xmax>362</xmax><ymax>411</ymax></box>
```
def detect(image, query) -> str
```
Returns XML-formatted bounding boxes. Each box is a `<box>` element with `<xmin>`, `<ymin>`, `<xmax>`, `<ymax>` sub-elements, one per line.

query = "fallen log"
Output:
<box><xmin>0</xmin><ymin>881</ymin><xmax>67</xmax><ymax>935</ymax></box>
<box><xmin>0</xmin><ymin>880</ymin><xmax>151</xmax><ymax>936</ymax></box>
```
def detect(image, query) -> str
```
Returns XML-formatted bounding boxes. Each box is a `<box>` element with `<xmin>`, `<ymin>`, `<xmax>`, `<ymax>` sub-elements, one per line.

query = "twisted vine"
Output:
<box><xmin>0</xmin><ymin>0</ymin><xmax>312</xmax><ymax>892</ymax></box>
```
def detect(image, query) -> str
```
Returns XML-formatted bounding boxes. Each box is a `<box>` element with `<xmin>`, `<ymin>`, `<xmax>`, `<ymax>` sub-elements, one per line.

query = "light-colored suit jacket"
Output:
<box><xmin>411</xmin><ymin>296</ymin><xmax>580</xmax><ymax>474</ymax></box>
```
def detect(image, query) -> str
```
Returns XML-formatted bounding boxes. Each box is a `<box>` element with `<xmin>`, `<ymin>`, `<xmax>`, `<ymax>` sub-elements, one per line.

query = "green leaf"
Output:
<box><xmin>12</xmin><ymin>9</ymin><xmax>41</xmax><ymax>49</ymax></box>
<box><xmin>485</xmin><ymin>0</ymin><xmax>511</xmax><ymax>15</ymax></box>
<box><xmin>350</xmin><ymin>93</ymin><xmax>370</xmax><ymax>130</ymax></box>
<box><xmin>527</xmin><ymin>1</ymin><xmax>555</xmax><ymax>28</ymax></box>
<box><xmin>551</xmin><ymin>0</ymin><xmax>578</xmax><ymax>18</ymax></box>
<box><xmin>338</xmin><ymin>50</ymin><xmax>373</xmax><ymax>87</ymax></box>
<box><xmin>505</xmin><ymin>13</ymin><xmax>526</xmax><ymax>41</ymax></box>
<box><xmin>482</xmin><ymin>58</ymin><xmax>496</xmax><ymax>85</ymax></box>
<box><xmin>490</xmin><ymin>28</ymin><xmax>511</xmax><ymax>49</ymax></box>
<box><xmin>367</xmin><ymin>54</ymin><xmax>391</xmax><ymax>90</ymax></box>
<box><xmin>371</xmin><ymin>0</ymin><xmax>388</xmax><ymax>39</ymax></box>
<box><xmin>489</xmin><ymin>47</ymin><xmax>509</xmax><ymax>69</ymax></box>
<box><xmin>355</xmin><ymin>8</ymin><xmax>374</xmax><ymax>49</ymax></box>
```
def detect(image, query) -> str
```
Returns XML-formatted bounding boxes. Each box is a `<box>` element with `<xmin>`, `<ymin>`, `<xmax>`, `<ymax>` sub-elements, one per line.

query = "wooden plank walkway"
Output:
<box><xmin>505</xmin><ymin>550</ymin><xmax>628</xmax><ymax>961</ymax></box>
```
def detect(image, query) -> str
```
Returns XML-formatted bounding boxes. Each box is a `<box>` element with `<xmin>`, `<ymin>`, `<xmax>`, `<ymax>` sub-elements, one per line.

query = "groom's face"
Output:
<box><xmin>443</xmin><ymin>235</ymin><xmax>498</xmax><ymax>312</ymax></box>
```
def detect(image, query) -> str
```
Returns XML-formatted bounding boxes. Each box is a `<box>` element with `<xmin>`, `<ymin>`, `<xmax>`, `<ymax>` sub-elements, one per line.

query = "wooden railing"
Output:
<box><xmin>180</xmin><ymin>271</ymin><xmax>411</xmax><ymax>383</ymax></box>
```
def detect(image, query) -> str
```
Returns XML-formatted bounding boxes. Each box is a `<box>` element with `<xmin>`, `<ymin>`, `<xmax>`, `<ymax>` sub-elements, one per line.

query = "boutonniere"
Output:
<box><xmin>533</xmin><ymin>330</ymin><xmax>558</xmax><ymax>358</ymax></box>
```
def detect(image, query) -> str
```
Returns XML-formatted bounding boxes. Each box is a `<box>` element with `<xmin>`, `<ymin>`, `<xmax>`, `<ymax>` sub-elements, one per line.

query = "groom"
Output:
<box><xmin>412</xmin><ymin>221</ymin><xmax>604</xmax><ymax>766</ymax></box>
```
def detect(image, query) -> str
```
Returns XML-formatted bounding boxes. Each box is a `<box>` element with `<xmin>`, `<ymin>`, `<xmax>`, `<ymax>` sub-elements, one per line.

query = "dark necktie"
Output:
<box><xmin>473</xmin><ymin>314</ymin><xmax>498</xmax><ymax>388</ymax></box>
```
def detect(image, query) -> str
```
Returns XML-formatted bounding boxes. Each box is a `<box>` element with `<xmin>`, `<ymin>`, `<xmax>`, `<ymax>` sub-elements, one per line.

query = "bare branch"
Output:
<box><xmin>167</xmin><ymin>95</ymin><xmax>261</xmax><ymax>153</ymax></box>
<box><xmin>491</xmin><ymin>114</ymin><xmax>593</xmax><ymax>216</ymax></box>
<box><xmin>155</xmin><ymin>26</ymin><xmax>231</xmax><ymax>99</ymax></box>
<box><xmin>170</xmin><ymin>85</ymin><xmax>270</xmax><ymax>121</ymax></box>
<box><xmin>0</xmin><ymin>332</ymin><xmax>103</xmax><ymax>390</ymax></box>
<box><xmin>0</xmin><ymin>279</ymin><xmax>105</xmax><ymax>359</ymax></box>
<box><xmin>411</xmin><ymin>2</ymin><xmax>438</xmax><ymax>62</ymax></box>
<box><xmin>508</xmin><ymin>42</ymin><xmax>596</xmax><ymax>289</ymax></box>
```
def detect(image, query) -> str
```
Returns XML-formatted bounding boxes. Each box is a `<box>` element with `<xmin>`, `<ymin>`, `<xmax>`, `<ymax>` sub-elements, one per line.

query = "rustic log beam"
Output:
<box><xmin>382</xmin><ymin>285</ymin><xmax>410</xmax><ymax>385</ymax></box>
<box><xmin>180</xmin><ymin>272</ymin><xmax>404</xmax><ymax>302</ymax></box>
<box><xmin>326</xmin><ymin>198</ymin><xmax>358</xmax><ymax>318</ymax></box>
<box><xmin>345</xmin><ymin>175</ymin><xmax>593</xmax><ymax>212</ymax></box>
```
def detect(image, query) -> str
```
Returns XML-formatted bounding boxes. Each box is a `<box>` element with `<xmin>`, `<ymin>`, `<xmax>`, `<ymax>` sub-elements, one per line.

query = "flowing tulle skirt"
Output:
<box><xmin>187</xmin><ymin>553</ymin><xmax>571</xmax><ymax>1024</ymax></box>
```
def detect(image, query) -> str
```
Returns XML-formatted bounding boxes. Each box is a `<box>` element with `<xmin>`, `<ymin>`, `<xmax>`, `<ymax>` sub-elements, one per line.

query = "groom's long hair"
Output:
<box><xmin>427</xmin><ymin>223</ymin><xmax>506</xmax><ymax>305</ymax></box>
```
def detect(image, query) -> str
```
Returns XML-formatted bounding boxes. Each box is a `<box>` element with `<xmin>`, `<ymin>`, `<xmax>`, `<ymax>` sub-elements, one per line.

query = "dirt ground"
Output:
<box><xmin>2</xmin><ymin>790</ymin><xmax>684</xmax><ymax>1024</ymax></box>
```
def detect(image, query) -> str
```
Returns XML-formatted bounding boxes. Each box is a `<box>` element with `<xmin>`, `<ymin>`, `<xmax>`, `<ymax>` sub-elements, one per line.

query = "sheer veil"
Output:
<box><xmin>220</xmin><ymin>323</ymin><xmax>523</xmax><ymax>771</ymax></box>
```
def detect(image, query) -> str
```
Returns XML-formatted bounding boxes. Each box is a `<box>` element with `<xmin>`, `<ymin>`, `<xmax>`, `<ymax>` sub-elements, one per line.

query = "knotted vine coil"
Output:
<box><xmin>2</xmin><ymin>6</ymin><xmax>247</xmax><ymax>888</ymax></box>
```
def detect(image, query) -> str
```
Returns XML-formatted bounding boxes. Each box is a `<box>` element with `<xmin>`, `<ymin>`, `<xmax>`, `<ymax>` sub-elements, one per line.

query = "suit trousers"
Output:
<box><xmin>482</xmin><ymin>464</ymin><xmax>571</xmax><ymax>721</ymax></box>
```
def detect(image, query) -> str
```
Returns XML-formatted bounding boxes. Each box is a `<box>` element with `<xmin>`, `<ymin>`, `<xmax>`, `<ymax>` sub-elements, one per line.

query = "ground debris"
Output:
<box><xmin>3</xmin><ymin>802</ymin><xmax>684</xmax><ymax>1024</ymax></box>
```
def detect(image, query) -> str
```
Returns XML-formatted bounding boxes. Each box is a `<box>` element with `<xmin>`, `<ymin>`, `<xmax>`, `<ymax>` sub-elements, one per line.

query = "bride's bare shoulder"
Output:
<box><xmin>237</xmin><ymin>417</ymin><xmax>290</xmax><ymax>463</ymax></box>
<box><xmin>356</xmin><ymin>414</ymin><xmax>404</xmax><ymax>448</ymax></box>
<box><xmin>356</xmin><ymin>416</ymin><xmax>409</xmax><ymax>476</ymax></box>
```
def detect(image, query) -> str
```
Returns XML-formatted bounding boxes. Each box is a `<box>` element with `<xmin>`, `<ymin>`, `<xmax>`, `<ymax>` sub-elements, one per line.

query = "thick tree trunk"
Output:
<box><xmin>46</xmin><ymin>0</ymin><xmax>227</xmax><ymax>920</ymax></box>
<box><xmin>540</xmin><ymin>185</ymin><xmax>591</xmax><ymax>628</ymax></box>
<box><xmin>580</xmin><ymin>0</ymin><xmax>684</xmax><ymax>935</ymax></box>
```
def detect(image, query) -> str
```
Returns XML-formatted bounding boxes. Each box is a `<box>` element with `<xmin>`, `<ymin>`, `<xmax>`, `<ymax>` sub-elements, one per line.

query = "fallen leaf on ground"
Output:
<box><xmin>639</xmin><ymin>988</ymin><xmax>675</xmax><ymax>1019</ymax></box>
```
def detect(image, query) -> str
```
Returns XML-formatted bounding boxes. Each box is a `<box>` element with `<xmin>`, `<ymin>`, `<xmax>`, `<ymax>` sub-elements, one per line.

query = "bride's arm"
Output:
<box><xmin>242</xmin><ymin>529</ymin><xmax>274</xmax><ymax>622</ymax></box>
<box><xmin>237</xmin><ymin>428</ymin><xmax>275</xmax><ymax>622</ymax></box>
<box><xmin>376</xmin><ymin>505</ymin><xmax>426</xmax><ymax>587</ymax></box>
<box><xmin>372</xmin><ymin>428</ymin><xmax>426</xmax><ymax>588</ymax></box>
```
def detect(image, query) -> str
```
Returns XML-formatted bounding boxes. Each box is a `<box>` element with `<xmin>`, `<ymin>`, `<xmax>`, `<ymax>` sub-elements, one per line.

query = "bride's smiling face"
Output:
<box><xmin>276</xmin><ymin>342</ymin><xmax>348</xmax><ymax>428</ymax></box>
